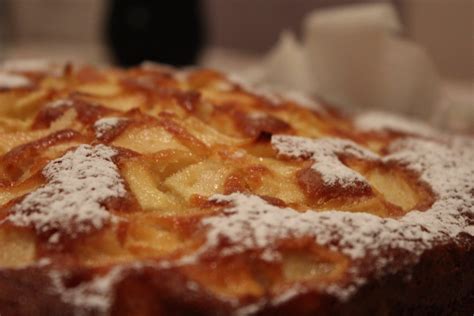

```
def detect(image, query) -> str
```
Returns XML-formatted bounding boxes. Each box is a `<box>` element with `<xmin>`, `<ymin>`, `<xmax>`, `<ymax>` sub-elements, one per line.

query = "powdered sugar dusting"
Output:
<box><xmin>354</xmin><ymin>111</ymin><xmax>439</xmax><ymax>138</ymax></box>
<box><xmin>272</xmin><ymin>135</ymin><xmax>377</xmax><ymax>188</ymax></box>
<box><xmin>203</xmin><ymin>194</ymin><xmax>385</xmax><ymax>263</ymax></box>
<box><xmin>279</xmin><ymin>89</ymin><xmax>324</xmax><ymax>112</ymax></box>
<box><xmin>7</xmin><ymin>144</ymin><xmax>126</xmax><ymax>241</ymax></box>
<box><xmin>0</xmin><ymin>72</ymin><xmax>32</xmax><ymax>89</ymax></box>
<box><xmin>224</xmin><ymin>74</ymin><xmax>324</xmax><ymax>112</ymax></box>
<box><xmin>2</xmin><ymin>59</ymin><xmax>53</xmax><ymax>73</ymax></box>
<box><xmin>194</xmin><ymin>135</ymin><xmax>473</xmax><ymax>302</ymax></box>
<box><xmin>94</xmin><ymin>117</ymin><xmax>126</xmax><ymax>138</ymax></box>
<box><xmin>46</xmin><ymin>98</ymin><xmax>74</xmax><ymax>109</ymax></box>
<box><xmin>226</xmin><ymin>74</ymin><xmax>281</xmax><ymax>104</ymax></box>
<box><xmin>49</xmin><ymin>265</ymin><xmax>126</xmax><ymax>312</ymax></box>
<box><xmin>1</xmin><ymin>59</ymin><xmax>65</xmax><ymax>77</ymax></box>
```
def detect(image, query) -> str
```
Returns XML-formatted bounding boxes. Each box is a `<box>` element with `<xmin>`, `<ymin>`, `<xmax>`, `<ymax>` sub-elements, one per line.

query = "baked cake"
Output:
<box><xmin>0</xmin><ymin>61</ymin><xmax>472</xmax><ymax>315</ymax></box>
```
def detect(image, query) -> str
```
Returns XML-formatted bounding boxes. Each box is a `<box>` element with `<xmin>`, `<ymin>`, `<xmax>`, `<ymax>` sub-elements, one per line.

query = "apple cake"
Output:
<box><xmin>0</xmin><ymin>61</ymin><xmax>472</xmax><ymax>315</ymax></box>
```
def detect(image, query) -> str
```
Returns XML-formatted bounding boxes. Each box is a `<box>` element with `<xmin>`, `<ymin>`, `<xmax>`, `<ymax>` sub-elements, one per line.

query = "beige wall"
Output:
<box><xmin>3</xmin><ymin>0</ymin><xmax>107</xmax><ymax>63</ymax></box>
<box><xmin>399</xmin><ymin>0</ymin><xmax>474</xmax><ymax>80</ymax></box>
<box><xmin>7</xmin><ymin>0</ymin><xmax>106</xmax><ymax>43</ymax></box>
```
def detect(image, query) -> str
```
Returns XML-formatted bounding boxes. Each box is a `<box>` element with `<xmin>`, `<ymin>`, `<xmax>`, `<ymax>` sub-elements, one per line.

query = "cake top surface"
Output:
<box><xmin>7</xmin><ymin>144</ymin><xmax>125</xmax><ymax>243</ymax></box>
<box><xmin>0</xmin><ymin>61</ymin><xmax>472</xmax><ymax>314</ymax></box>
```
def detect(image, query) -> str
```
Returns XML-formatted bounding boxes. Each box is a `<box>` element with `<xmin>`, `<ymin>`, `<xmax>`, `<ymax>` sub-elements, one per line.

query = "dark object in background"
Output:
<box><xmin>105</xmin><ymin>0</ymin><xmax>205</xmax><ymax>67</ymax></box>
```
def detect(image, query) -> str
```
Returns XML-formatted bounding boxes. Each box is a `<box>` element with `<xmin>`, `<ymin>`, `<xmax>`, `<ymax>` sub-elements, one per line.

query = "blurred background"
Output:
<box><xmin>0</xmin><ymin>0</ymin><xmax>472</xmax><ymax>130</ymax></box>
<box><xmin>0</xmin><ymin>0</ymin><xmax>472</xmax><ymax>78</ymax></box>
